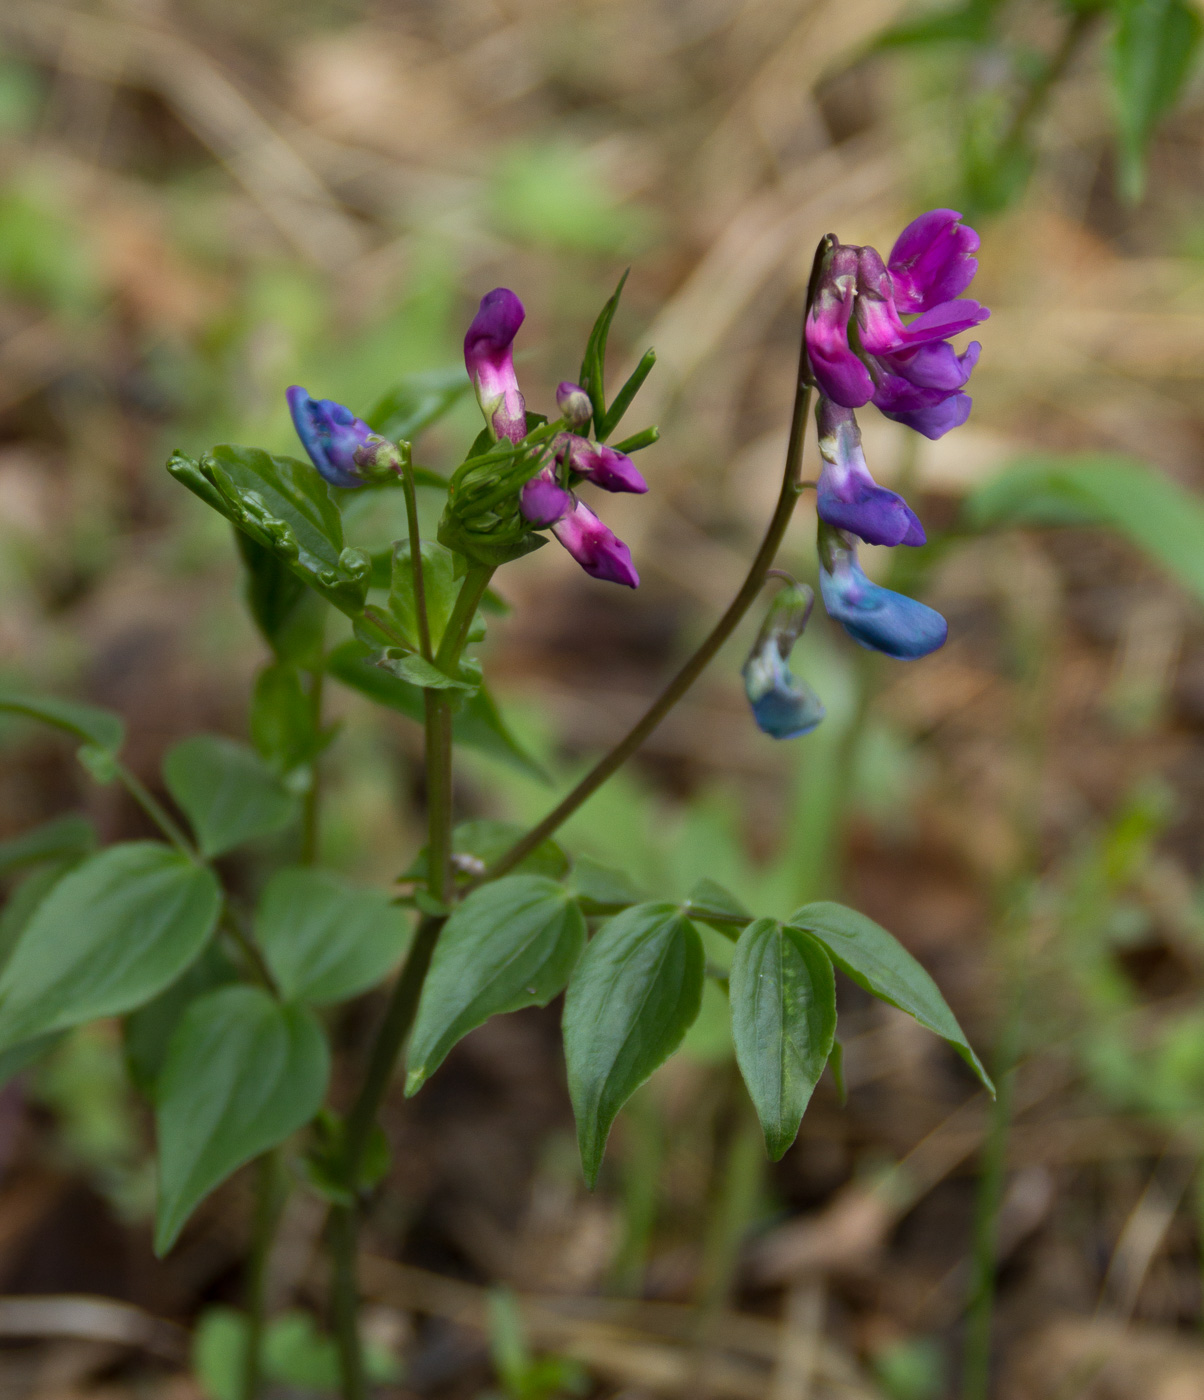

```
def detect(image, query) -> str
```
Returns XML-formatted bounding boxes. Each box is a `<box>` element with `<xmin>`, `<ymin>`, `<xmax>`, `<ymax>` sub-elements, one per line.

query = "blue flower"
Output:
<box><xmin>818</xmin><ymin>527</ymin><xmax>947</xmax><ymax>660</ymax></box>
<box><xmin>287</xmin><ymin>387</ymin><xmax>399</xmax><ymax>488</ymax></box>
<box><xmin>742</xmin><ymin>584</ymin><xmax>826</xmax><ymax>739</ymax></box>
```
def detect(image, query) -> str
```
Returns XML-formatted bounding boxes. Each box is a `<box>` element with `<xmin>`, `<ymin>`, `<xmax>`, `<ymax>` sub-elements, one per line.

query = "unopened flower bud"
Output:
<box><xmin>464</xmin><ymin>289</ymin><xmax>527</xmax><ymax>443</ymax></box>
<box><xmin>556</xmin><ymin>434</ymin><xmax>647</xmax><ymax>494</ymax></box>
<box><xmin>287</xmin><ymin>387</ymin><xmax>398</xmax><ymax>489</ymax></box>
<box><xmin>551</xmin><ymin>499</ymin><xmax>639</xmax><ymax>588</ymax></box>
<box><xmin>742</xmin><ymin>584</ymin><xmax>825</xmax><ymax>739</ymax></box>
<box><xmin>556</xmin><ymin>381</ymin><xmax>593</xmax><ymax>427</ymax></box>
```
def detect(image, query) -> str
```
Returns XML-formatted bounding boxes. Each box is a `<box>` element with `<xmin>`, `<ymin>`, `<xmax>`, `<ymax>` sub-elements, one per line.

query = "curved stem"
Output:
<box><xmin>476</xmin><ymin>372</ymin><xmax>813</xmax><ymax>886</ymax></box>
<box><xmin>115</xmin><ymin>762</ymin><xmax>196</xmax><ymax>857</ymax></box>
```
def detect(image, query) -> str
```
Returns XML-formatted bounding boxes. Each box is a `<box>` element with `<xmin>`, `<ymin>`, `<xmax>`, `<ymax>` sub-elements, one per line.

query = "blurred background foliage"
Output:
<box><xmin>2</xmin><ymin>1</ymin><xmax>1204</xmax><ymax>1398</ymax></box>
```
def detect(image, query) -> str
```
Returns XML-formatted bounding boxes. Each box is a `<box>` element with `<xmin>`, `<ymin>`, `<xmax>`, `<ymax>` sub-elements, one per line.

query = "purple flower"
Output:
<box><xmin>742</xmin><ymin>583</ymin><xmax>825</xmax><ymax>739</ymax></box>
<box><xmin>464</xmin><ymin>288</ymin><xmax>528</xmax><ymax>443</ymax></box>
<box><xmin>853</xmin><ymin>247</ymin><xmax>987</xmax><ymax>442</ymax></box>
<box><xmin>805</xmin><ymin>243</ymin><xmax>874</xmax><ymax>408</ymax></box>
<box><xmin>520</xmin><ymin>466</ymin><xmax>573</xmax><ymax>527</ymax></box>
<box><xmin>556</xmin><ymin>381</ymin><xmax>593</xmax><ymax>427</ymax></box>
<box><xmin>818</xmin><ymin>526</ymin><xmax>946</xmax><ymax>660</ymax></box>
<box><xmin>556</xmin><ymin>434</ymin><xmax>648</xmax><ymax>494</ymax></box>
<box><xmin>887</xmin><ymin>209</ymin><xmax>980</xmax><ymax>314</ymax></box>
<box><xmin>815</xmin><ymin>397</ymin><xmax>924</xmax><ymax>547</ymax></box>
<box><xmin>287</xmin><ymin>387</ymin><xmax>399</xmax><ymax>488</ymax></box>
<box><xmin>551</xmin><ymin>499</ymin><xmax>639</xmax><ymax>588</ymax></box>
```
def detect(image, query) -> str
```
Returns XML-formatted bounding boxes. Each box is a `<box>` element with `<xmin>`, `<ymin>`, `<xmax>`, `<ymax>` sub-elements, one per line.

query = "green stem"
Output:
<box><xmin>222</xmin><ymin>905</ymin><xmax>280</xmax><ymax>997</ymax></box>
<box><xmin>115</xmin><ymin>761</ymin><xmax>196</xmax><ymax>856</ymax></box>
<box><xmin>329</xmin><ymin>1204</ymin><xmax>367</xmax><ymax>1400</ymax></box>
<box><xmin>435</xmin><ymin>564</ymin><xmax>495</xmax><ymax>672</ymax></box>
<box><xmin>240</xmin><ymin>1152</ymin><xmax>283</xmax><ymax>1400</ymax></box>
<box><xmin>423</xmin><ymin>693</ymin><xmax>454</xmax><ymax>905</ymax></box>
<box><xmin>341</xmin><ymin>914</ymin><xmax>444</xmax><ymax>1185</ymax></box>
<box><xmin>401</xmin><ymin>462</ymin><xmax>433</xmax><ymax>663</ymax></box>
<box><xmin>476</xmin><ymin>352</ymin><xmax>815</xmax><ymax>887</ymax></box>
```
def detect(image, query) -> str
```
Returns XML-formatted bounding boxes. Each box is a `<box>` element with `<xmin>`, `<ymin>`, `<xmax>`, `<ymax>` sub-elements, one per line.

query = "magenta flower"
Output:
<box><xmin>556</xmin><ymin>434</ymin><xmax>648</xmax><ymax>494</ymax></box>
<box><xmin>520</xmin><ymin>467</ymin><xmax>573</xmax><ymax>527</ymax></box>
<box><xmin>551</xmin><ymin>499</ymin><xmax>639</xmax><ymax>588</ymax></box>
<box><xmin>805</xmin><ymin>244</ymin><xmax>873</xmax><ymax>408</ymax></box>
<box><xmin>815</xmin><ymin>397</ymin><xmax>924</xmax><ymax>547</ymax></box>
<box><xmin>803</xmin><ymin>212</ymin><xmax>988</xmax><ymax>441</ymax></box>
<box><xmin>887</xmin><ymin>208</ymin><xmax>980</xmax><ymax>313</ymax></box>
<box><xmin>464</xmin><ymin>288</ymin><xmax>528</xmax><ymax>443</ymax></box>
<box><xmin>556</xmin><ymin>381</ymin><xmax>593</xmax><ymax>427</ymax></box>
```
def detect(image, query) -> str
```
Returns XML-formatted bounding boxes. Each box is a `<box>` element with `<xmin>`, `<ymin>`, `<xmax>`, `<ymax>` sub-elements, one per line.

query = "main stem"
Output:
<box><xmin>478</xmin><ymin>374</ymin><xmax>814</xmax><ymax>885</ymax></box>
<box><xmin>240</xmin><ymin>1152</ymin><xmax>282</xmax><ymax>1400</ymax></box>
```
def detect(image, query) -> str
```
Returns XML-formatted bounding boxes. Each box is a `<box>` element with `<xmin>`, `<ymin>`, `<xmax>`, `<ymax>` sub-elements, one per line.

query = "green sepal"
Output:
<box><xmin>579</xmin><ymin>270</ymin><xmax>629</xmax><ymax>424</ymax></box>
<box><xmin>611</xmin><ymin>426</ymin><xmax>659</xmax><ymax>455</ymax></box>
<box><xmin>597</xmin><ymin>348</ymin><xmax>655</xmax><ymax>441</ymax></box>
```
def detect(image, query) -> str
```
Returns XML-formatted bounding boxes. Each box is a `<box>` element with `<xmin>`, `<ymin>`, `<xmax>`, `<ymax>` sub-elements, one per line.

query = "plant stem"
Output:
<box><xmin>240</xmin><ymin>1152</ymin><xmax>283</xmax><ymax>1400</ymax></box>
<box><xmin>222</xmin><ymin>905</ymin><xmax>280</xmax><ymax>997</ymax></box>
<box><xmin>401</xmin><ymin>463</ymin><xmax>433</xmax><ymax>663</ymax></box>
<box><xmin>435</xmin><ymin>564</ymin><xmax>495</xmax><ymax>671</ymax></box>
<box><xmin>477</xmin><ymin>349</ymin><xmax>815</xmax><ymax>887</ymax></box>
<box><xmin>424</xmin><ymin>693</ymin><xmax>454</xmax><ymax>905</ymax></box>
<box><xmin>115</xmin><ymin>761</ymin><xmax>196</xmax><ymax>856</ymax></box>
<box><xmin>329</xmin><ymin>1203</ymin><xmax>367</xmax><ymax>1400</ymax></box>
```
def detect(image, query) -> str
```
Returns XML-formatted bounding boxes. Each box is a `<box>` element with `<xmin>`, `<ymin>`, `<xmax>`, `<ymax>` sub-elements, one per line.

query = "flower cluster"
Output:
<box><xmin>464</xmin><ymin>290</ymin><xmax>643</xmax><ymax>589</ymax></box>
<box><xmin>746</xmin><ymin>209</ymin><xmax>985</xmax><ymax>738</ymax></box>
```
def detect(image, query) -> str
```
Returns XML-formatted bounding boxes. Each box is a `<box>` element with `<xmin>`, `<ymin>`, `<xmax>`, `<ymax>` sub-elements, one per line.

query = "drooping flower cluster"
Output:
<box><xmin>464</xmin><ymin>291</ymin><xmax>643</xmax><ymax>588</ymax></box>
<box><xmin>745</xmin><ymin>210</ymin><xmax>984</xmax><ymax>738</ymax></box>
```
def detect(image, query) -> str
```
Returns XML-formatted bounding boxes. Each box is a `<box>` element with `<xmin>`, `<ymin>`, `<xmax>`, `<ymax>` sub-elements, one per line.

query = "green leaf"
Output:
<box><xmin>610</xmin><ymin>426</ymin><xmax>659</xmax><ymax>455</ymax></box>
<box><xmin>389</xmin><ymin>540</ymin><xmax>460</xmax><ymax>653</ymax></box>
<box><xmin>562</xmin><ymin>903</ymin><xmax>705</xmax><ymax>1186</ymax></box>
<box><xmin>406</xmin><ymin>876</ymin><xmax>585</xmax><ymax>1094</ymax></box>
<box><xmin>579</xmin><ymin>270</ymin><xmax>629</xmax><ymax>425</ymax></box>
<box><xmin>380</xmin><ymin>652</ymin><xmax>478</xmax><ymax>692</ymax></box>
<box><xmin>0</xmin><ymin>691</ymin><xmax>124</xmax><ymax>754</ymax></box>
<box><xmin>1110</xmin><ymin>0</ymin><xmax>1202</xmax><ymax>201</ymax></box>
<box><xmin>0</xmin><ymin>815</ymin><xmax>96</xmax><ymax>877</ymax></box>
<box><xmin>964</xmin><ymin>455</ymin><xmax>1204</xmax><ymax>605</ymax></box>
<box><xmin>786</xmin><ymin>901</ymin><xmax>992</xmax><ymax>1092</ymax></box>
<box><xmin>155</xmin><ymin>985</ymin><xmax>329</xmax><ymax>1253</ymax></box>
<box><xmin>326</xmin><ymin>640</ymin><xmax>547</xmax><ymax>780</ymax></box>
<box><xmin>683</xmin><ymin>878</ymin><xmax>752</xmax><ymax>935</ymax></box>
<box><xmin>0</xmin><ymin>1033</ymin><xmax>61</xmax><ymax>1089</ymax></box>
<box><xmin>597</xmin><ymin>347</ymin><xmax>656</xmax><ymax>441</ymax></box>
<box><xmin>163</xmin><ymin>735</ymin><xmax>298</xmax><ymax>858</ymax></box>
<box><xmin>0</xmin><ymin>843</ymin><xmax>221</xmax><ymax>1050</ymax></box>
<box><xmin>0</xmin><ymin>862</ymin><xmax>76</xmax><ymax>974</ymax></box>
<box><xmin>365</xmin><ymin>367</ymin><xmax>472</xmax><ymax>443</ymax></box>
<box><xmin>124</xmin><ymin>943</ymin><xmax>241</xmax><ymax>1097</ymax></box>
<box><xmin>255</xmin><ymin>869</ymin><xmax>410</xmax><ymax>1006</ymax></box>
<box><xmin>235</xmin><ymin>533</ymin><xmax>325</xmax><ymax>666</ymax></box>
<box><xmin>569</xmin><ymin>855</ymin><xmax>643</xmax><ymax>914</ymax></box>
<box><xmin>729</xmin><ymin>919</ymin><xmax>836</xmax><ymax>1160</ymax></box>
<box><xmin>250</xmin><ymin>664</ymin><xmax>326</xmax><ymax>782</ymax></box>
<box><xmin>203</xmin><ymin>445</ymin><xmax>343</xmax><ymax>570</ymax></box>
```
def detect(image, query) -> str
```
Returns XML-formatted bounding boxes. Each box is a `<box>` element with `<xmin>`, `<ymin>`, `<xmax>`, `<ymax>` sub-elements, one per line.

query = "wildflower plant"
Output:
<box><xmin>0</xmin><ymin>220</ymin><xmax>992</xmax><ymax>1400</ymax></box>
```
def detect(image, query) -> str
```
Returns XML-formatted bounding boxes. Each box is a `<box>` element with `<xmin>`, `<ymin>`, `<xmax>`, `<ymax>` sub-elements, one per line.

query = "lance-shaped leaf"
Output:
<box><xmin>0</xmin><ymin>843</ymin><xmax>221</xmax><ymax>1050</ymax></box>
<box><xmin>597</xmin><ymin>348</ymin><xmax>656</xmax><ymax>442</ymax></box>
<box><xmin>255</xmin><ymin>869</ymin><xmax>410</xmax><ymax>1006</ymax></box>
<box><xmin>155</xmin><ymin>985</ymin><xmax>329</xmax><ymax>1253</ymax></box>
<box><xmin>579</xmin><ymin>270</ymin><xmax>628</xmax><ymax>424</ymax></box>
<box><xmin>203</xmin><ymin>445</ymin><xmax>343</xmax><ymax>569</ymax></box>
<box><xmin>163</xmin><ymin>736</ymin><xmax>298</xmax><ymax>858</ymax></box>
<box><xmin>0</xmin><ymin>692</ymin><xmax>124</xmax><ymax>754</ymax></box>
<box><xmin>406</xmin><ymin>876</ymin><xmax>585</xmax><ymax>1094</ymax></box>
<box><xmin>562</xmin><ymin>903</ymin><xmax>704</xmax><ymax>1187</ymax></box>
<box><xmin>730</xmin><ymin>919</ymin><xmax>836</xmax><ymax>1160</ymax></box>
<box><xmin>786</xmin><ymin>901</ymin><xmax>992</xmax><ymax>1092</ymax></box>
